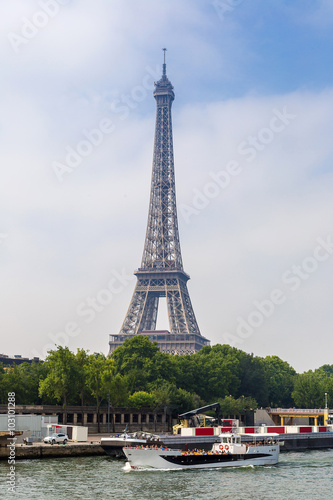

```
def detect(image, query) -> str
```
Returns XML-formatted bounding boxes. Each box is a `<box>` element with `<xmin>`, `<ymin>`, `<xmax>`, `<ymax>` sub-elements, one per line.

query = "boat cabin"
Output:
<box><xmin>212</xmin><ymin>433</ymin><xmax>247</xmax><ymax>455</ymax></box>
<box><xmin>220</xmin><ymin>435</ymin><xmax>241</xmax><ymax>445</ymax></box>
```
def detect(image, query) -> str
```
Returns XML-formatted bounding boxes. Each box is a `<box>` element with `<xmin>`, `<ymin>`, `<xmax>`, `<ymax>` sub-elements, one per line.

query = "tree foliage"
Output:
<box><xmin>218</xmin><ymin>395</ymin><xmax>257</xmax><ymax>416</ymax></box>
<box><xmin>264</xmin><ymin>356</ymin><xmax>296</xmax><ymax>407</ymax></box>
<box><xmin>292</xmin><ymin>369</ymin><xmax>333</xmax><ymax>408</ymax></box>
<box><xmin>2</xmin><ymin>337</ymin><xmax>333</xmax><ymax>418</ymax></box>
<box><xmin>128</xmin><ymin>391</ymin><xmax>156</xmax><ymax>409</ymax></box>
<box><xmin>0</xmin><ymin>361</ymin><xmax>47</xmax><ymax>405</ymax></box>
<box><xmin>38</xmin><ymin>346</ymin><xmax>79</xmax><ymax>407</ymax></box>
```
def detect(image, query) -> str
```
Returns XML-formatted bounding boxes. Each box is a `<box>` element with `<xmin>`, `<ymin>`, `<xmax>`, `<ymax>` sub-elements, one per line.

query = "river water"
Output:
<box><xmin>1</xmin><ymin>449</ymin><xmax>333</xmax><ymax>499</ymax></box>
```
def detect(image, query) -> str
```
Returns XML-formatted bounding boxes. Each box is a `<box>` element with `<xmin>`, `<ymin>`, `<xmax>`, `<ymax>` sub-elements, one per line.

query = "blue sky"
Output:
<box><xmin>1</xmin><ymin>0</ymin><xmax>333</xmax><ymax>372</ymax></box>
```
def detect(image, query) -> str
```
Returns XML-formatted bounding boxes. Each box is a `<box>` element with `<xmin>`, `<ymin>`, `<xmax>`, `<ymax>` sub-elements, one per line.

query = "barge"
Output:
<box><xmin>102</xmin><ymin>402</ymin><xmax>333</xmax><ymax>457</ymax></box>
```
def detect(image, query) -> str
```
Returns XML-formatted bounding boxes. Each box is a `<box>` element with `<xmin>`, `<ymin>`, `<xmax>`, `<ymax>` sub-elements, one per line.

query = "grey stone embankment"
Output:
<box><xmin>0</xmin><ymin>442</ymin><xmax>106</xmax><ymax>460</ymax></box>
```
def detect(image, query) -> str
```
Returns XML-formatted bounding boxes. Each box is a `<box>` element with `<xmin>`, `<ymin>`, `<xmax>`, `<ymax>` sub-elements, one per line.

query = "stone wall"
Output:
<box><xmin>0</xmin><ymin>405</ymin><xmax>172</xmax><ymax>434</ymax></box>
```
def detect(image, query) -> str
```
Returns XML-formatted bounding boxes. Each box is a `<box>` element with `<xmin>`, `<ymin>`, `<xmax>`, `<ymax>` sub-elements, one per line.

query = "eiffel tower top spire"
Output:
<box><xmin>153</xmin><ymin>48</ymin><xmax>174</xmax><ymax>99</ymax></box>
<box><xmin>140</xmin><ymin>49</ymin><xmax>182</xmax><ymax>271</ymax></box>
<box><xmin>163</xmin><ymin>48</ymin><xmax>167</xmax><ymax>75</ymax></box>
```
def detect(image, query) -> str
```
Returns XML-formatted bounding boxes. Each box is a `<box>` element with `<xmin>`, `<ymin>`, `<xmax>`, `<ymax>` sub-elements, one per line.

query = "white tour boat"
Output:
<box><xmin>123</xmin><ymin>433</ymin><xmax>280</xmax><ymax>470</ymax></box>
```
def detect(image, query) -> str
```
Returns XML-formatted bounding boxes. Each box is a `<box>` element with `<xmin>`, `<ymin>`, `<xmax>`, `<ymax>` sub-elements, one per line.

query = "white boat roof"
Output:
<box><xmin>219</xmin><ymin>432</ymin><xmax>279</xmax><ymax>438</ymax></box>
<box><xmin>238</xmin><ymin>432</ymin><xmax>280</xmax><ymax>437</ymax></box>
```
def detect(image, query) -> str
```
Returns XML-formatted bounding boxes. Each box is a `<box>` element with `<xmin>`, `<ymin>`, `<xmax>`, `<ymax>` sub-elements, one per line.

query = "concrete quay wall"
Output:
<box><xmin>281</xmin><ymin>433</ymin><xmax>333</xmax><ymax>451</ymax></box>
<box><xmin>0</xmin><ymin>442</ymin><xmax>105</xmax><ymax>460</ymax></box>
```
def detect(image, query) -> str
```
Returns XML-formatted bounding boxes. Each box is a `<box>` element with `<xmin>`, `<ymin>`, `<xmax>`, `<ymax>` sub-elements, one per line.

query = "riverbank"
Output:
<box><xmin>2</xmin><ymin>429</ymin><xmax>333</xmax><ymax>461</ymax></box>
<box><xmin>0</xmin><ymin>441</ymin><xmax>105</xmax><ymax>460</ymax></box>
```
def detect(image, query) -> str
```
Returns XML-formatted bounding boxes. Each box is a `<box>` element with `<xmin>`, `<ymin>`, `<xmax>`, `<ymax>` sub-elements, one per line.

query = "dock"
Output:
<box><xmin>0</xmin><ymin>441</ymin><xmax>106</xmax><ymax>460</ymax></box>
<box><xmin>241</xmin><ymin>431</ymin><xmax>333</xmax><ymax>451</ymax></box>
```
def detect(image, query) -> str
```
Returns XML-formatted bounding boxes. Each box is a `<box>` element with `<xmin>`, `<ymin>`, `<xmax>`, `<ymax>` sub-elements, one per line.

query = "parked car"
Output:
<box><xmin>44</xmin><ymin>433</ymin><xmax>68</xmax><ymax>445</ymax></box>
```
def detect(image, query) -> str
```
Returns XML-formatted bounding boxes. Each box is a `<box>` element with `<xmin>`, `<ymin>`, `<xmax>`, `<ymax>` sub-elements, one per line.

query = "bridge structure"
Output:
<box><xmin>268</xmin><ymin>408</ymin><xmax>330</xmax><ymax>426</ymax></box>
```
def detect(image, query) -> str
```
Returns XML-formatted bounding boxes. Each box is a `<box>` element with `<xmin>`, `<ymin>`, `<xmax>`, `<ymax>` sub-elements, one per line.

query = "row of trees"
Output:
<box><xmin>1</xmin><ymin>337</ymin><xmax>332</xmax><ymax>426</ymax></box>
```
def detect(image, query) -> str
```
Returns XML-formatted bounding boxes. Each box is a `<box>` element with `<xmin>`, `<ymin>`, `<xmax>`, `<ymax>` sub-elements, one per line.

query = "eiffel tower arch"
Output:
<box><xmin>109</xmin><ymin>51</ymin><xmax>210</xmax><ymax>355</ymax></box>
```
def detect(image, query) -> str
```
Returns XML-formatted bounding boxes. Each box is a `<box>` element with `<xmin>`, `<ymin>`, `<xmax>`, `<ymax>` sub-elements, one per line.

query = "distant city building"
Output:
<box><xmin>0</xmin><ymin>354</ymin><xmax>41</xmax><ymax>366</ymax></box>
<box><xmin>109</xmin><ymin>51</ymin><xmax>210</xmax><ymax>355</ymax></box>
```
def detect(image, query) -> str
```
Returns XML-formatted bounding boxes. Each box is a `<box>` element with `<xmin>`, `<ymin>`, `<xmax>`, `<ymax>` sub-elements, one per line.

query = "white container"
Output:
<box><xmin>180</xmin><ymin>427</ymin><xmax>195</xmax><ymax>436</ymax></box>
<box><xmin>0</xmin><ymin>414</ymin><xmax>42</xmax><ymax>432</ymax></box>
<box><xmin>285</xmin><ymin>426</ymin><xmax>299</xmax><ymax>433</ymax></box>
<box><xmin>72</xmin><ymin>426</ymin><xmax>88</xmax><ymax>442</ymax></box>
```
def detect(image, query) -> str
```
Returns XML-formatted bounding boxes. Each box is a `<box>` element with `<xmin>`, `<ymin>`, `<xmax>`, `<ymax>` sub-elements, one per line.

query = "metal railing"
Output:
<box><xmin>269</xmin><ymin>408</ymin><xmax>329</xmax><ymax>414</ymax></box>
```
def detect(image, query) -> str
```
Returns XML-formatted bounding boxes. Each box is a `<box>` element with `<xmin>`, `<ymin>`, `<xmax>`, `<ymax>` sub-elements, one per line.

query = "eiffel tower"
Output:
<box><xmin>109</xmin><ymin>50</ymin><xmax>210</xmax><ymax>355</ymax></box>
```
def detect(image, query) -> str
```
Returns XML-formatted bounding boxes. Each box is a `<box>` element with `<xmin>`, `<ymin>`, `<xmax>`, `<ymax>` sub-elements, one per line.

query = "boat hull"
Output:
<box><xmin>101</xmin><ymin>438</ymin><xmax>147</xmax><ymax>458</ymax></box>
<box><xmin>123</xmin><ymin>445</ymin><xmax>279</xmax><ymax>470</ymax></box>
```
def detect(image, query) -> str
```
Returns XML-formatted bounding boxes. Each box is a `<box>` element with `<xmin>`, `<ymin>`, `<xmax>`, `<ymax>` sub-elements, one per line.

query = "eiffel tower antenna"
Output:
<box><xmin>162</xmin><ymin>48</ymin><xmax>167</xmax><ymax>75</ymax></box>
<box><xmin>109</xmin><ymin>54</ymin><xmax>210</xmax><ymax>355</ymax></box>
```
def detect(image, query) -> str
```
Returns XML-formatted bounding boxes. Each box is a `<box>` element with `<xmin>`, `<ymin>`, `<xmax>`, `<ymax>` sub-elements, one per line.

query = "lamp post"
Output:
<box><xmin>163</xmin><ymin>405</ymin><xmax>167</xmax><ymax>433</ymax></box>
<box><xmin>107</xmin><ymin>391</ymin><xmax>110</xmax><ymax>434</ymax></box>
<box><xmin>242</xmin><ymin>395</ymin><xmax>245</xmax><ymax>425</ymax></box>
<box><xmin>325</xmin><ymin>392</ymin><xmax>328</xmax><ymax>410</ymax></box>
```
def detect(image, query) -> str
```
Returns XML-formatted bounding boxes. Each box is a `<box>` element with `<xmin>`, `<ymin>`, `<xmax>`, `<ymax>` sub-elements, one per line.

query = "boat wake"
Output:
<box><xmin>123</xmin><ymin>462</ymin><xmax>183</xmax><ymax>473</ymax></box>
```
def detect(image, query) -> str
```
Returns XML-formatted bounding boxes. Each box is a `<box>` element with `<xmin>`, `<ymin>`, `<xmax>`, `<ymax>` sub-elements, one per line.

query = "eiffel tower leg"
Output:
<box><xmin>119</xmin><ymin>281</ymin><xmax>159</xmax><ymax>335</ymax></box>
<box><xmin>119</xmin><ymin>285</ymin><xmax>146</xmax><ymax>335</ymax></box>
<box><xmin>166</xmin><ymin>278</ymin><xmax>200</xmax><ymax>335</ymax></box>
<box><xmin>139</xmin><ymin>294</ymin><xmax>159</xmax><ymax>332</ymax></box>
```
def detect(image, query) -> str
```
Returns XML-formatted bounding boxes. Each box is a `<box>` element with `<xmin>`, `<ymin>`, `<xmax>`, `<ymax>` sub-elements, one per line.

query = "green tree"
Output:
<box><xmin>173</xmin><ymin>354</ymin><xmax>200</xmax><ymax>395</ymax></box>
<box><xmin>237</xmin><ymin>352</ymin><xmax>269</xmax><ymax>406</ymax></box>
<box><xmin>38</xmin><ymin>346</ymin><xmax>80</xmax><ymax>412</ymax></box>
<box><xmin>173</xmin><ymin>345</ymin><xmax>241</xmax><ymax>402</ymax></box>
<box><xmin>170</xmin><ymin>387</ymin><xmax>197</xmax><ymax>416</ymax></box>
<box><xmin>128</xmin><ymin>391</ymin><xmax>156</xmax><ymax>409</ymax></box>
<box><xmin>194</xmin><ymin>345</ymin><xmax>241</xmax><ymax>400</ymax></box>
<box><xmin>263</xmin><ymin>355</ymin><xmax>296</xmax><ymax>407</ymax></box>
<box><xmin>106</xmin><ymin>372</ymin><xmax>129</xmax><ymax>407</ymax></box>
<box><xmin>314</xmin><ymin>365</ymin><xmax>333</xmax><ymax>409</ymax></box>
<box><xmin>1</xmin><ymin>361</ymin><xmax>47</xmax><ymax>405</ymax></box>
<box><xmin>111</xmin><ymin>336</ymin><xmax>159</xmax><ymax>392</ymax></box>
<box><xmin>292</xmin><ymin>371</ymin><xmax>323</xmax><ymax>407</ymax></box>
<box><xmin>75</xmin><ymin>349</ymin><xmax>90</xmax><ymax>418</ymax></box>
<box><xmin>219</xmin><ymin>395</ymin><xmax>257</xmax><ymax>417</ymax></box>
<box><xmin>111</xmin><ymin>336</ymin><xmax>175</xmax><ymax>392</ymax></box>
<box><xmin>101</xmin><ymin>359</ymin><xmax>129</xmax><ymax>432</ymax></box>
<box><xmin>0</xmin><ymin>363</ymin><xmax>7</xmax><ymax>403</ymax></box>
<box><xmin>151</xmin><ymin>381</ymin><xmax>197</xmax><ymax>418</ymax></box>
<box><xmin>85</xmin><ymin>353</ymin><xmax>107</xmax><ymax>433</ymax></box>
<box><xmin>314</xmin><ymin>364</ymin><xmax>333</xmax><ymax>380</ymax></box>
<box><xmin>112</xmin><ymin>335</ymin><xmax>160</xmax><ymax>374</ymax></box>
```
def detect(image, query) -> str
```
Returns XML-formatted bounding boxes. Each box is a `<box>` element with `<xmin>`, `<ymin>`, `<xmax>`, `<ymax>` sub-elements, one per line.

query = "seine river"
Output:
<box><xmin>1</xmin><ymin>449</ymin><xmax>333</xmax><ymax>499</ymax></box>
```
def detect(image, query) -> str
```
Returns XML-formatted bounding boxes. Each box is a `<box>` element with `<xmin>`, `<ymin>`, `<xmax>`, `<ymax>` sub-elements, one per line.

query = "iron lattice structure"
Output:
<box><xmin>109</xmin><ymin>53</ymin><xmax>209</xmax><ymax>355</ymax></box>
